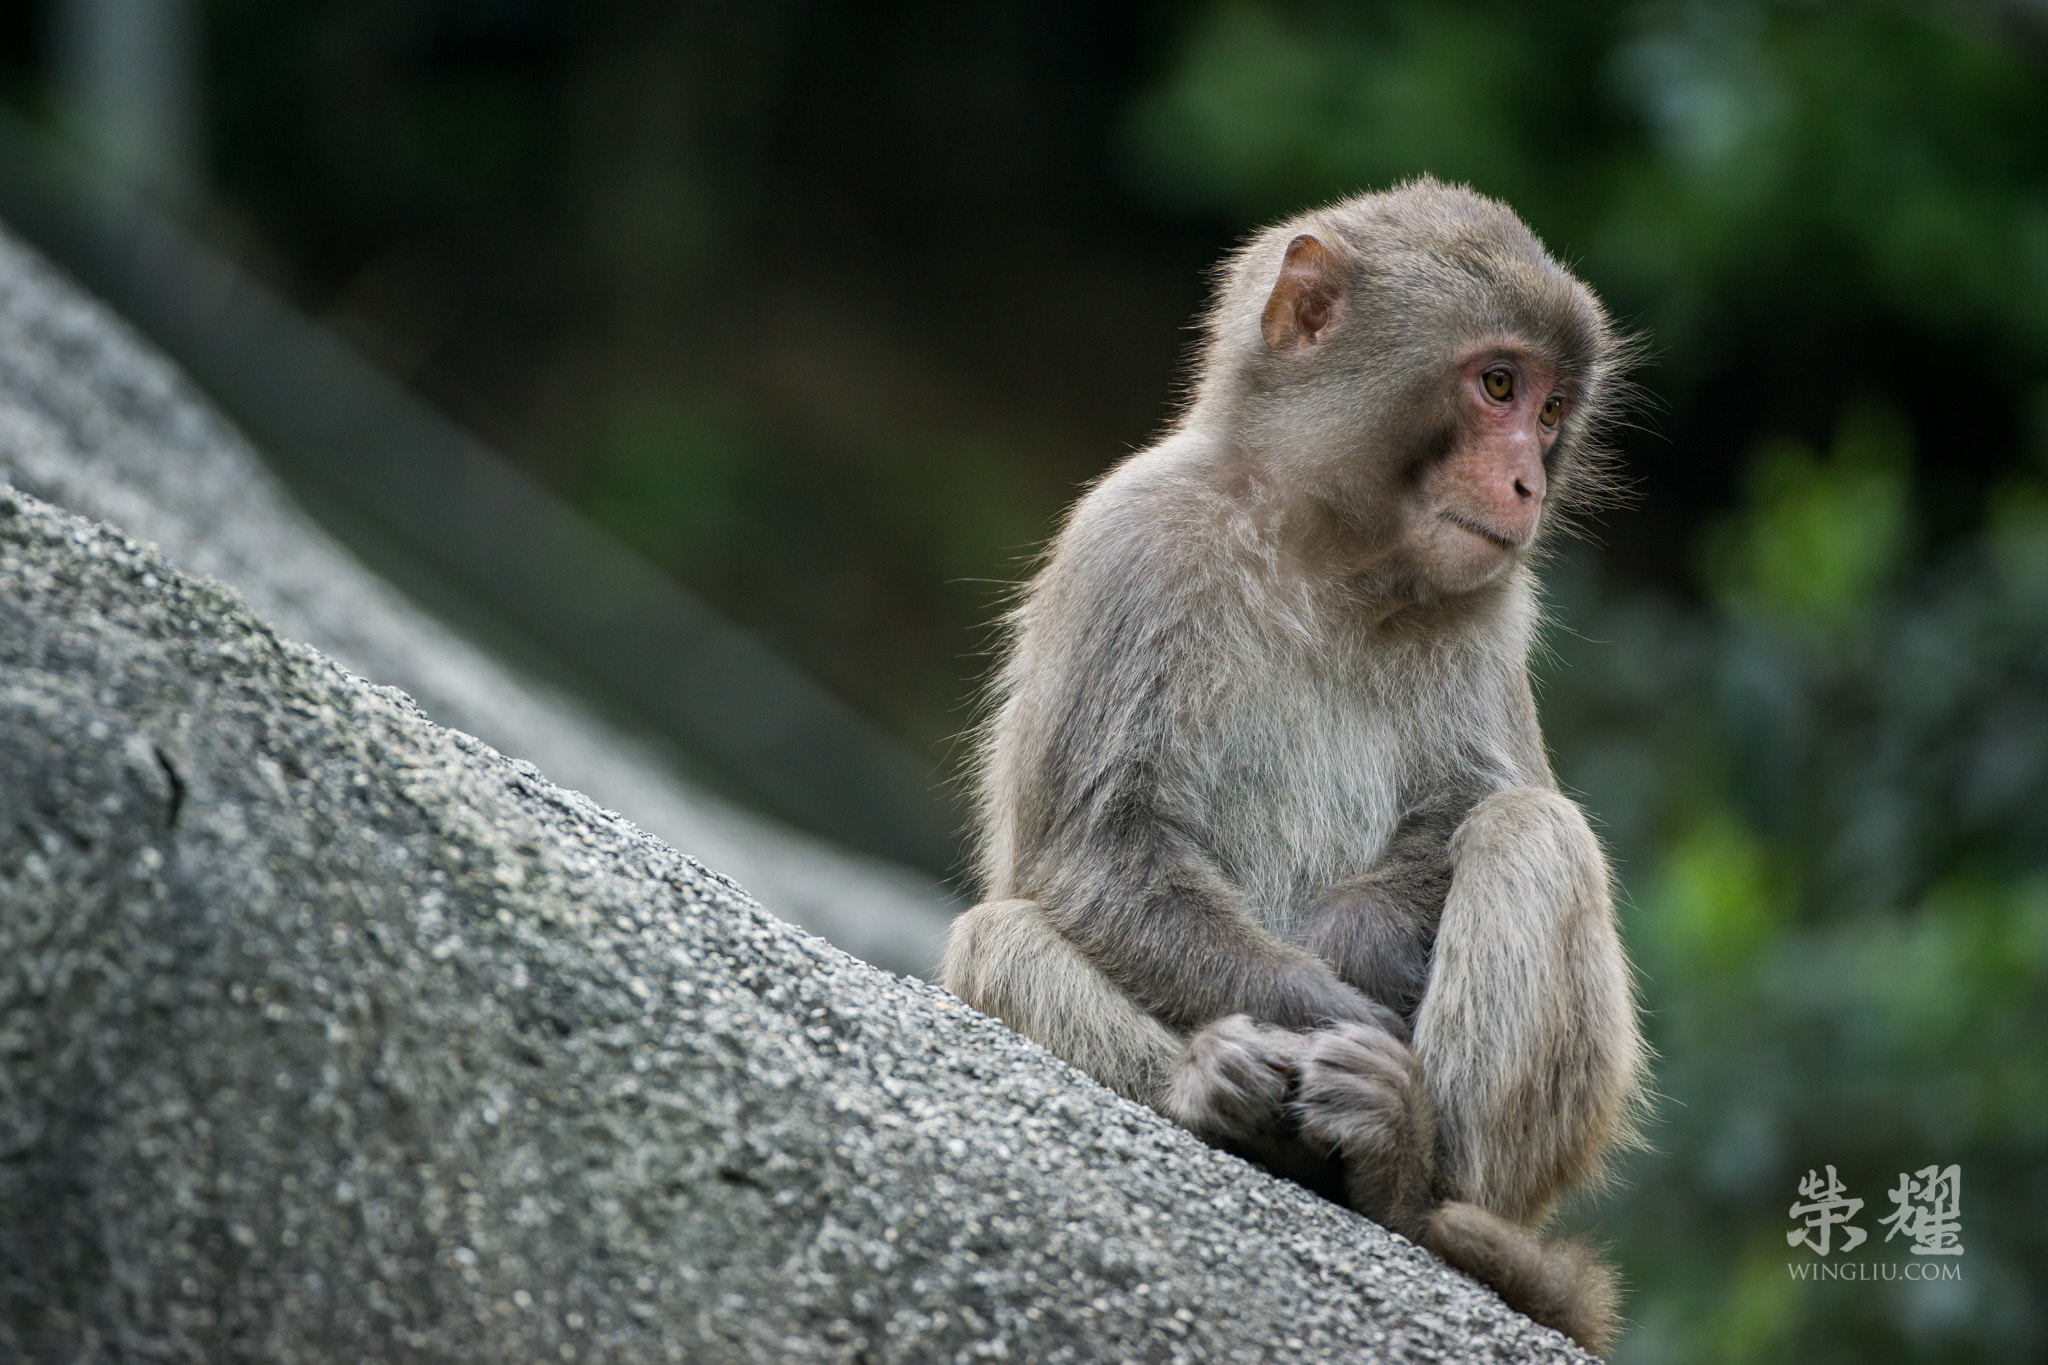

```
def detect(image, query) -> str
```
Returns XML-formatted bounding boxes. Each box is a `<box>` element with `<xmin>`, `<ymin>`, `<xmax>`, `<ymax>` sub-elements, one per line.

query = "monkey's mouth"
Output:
<box><xmin>1439</xmin><ymin>510</ymin><xmax>1526</xmax><ymax>551</ymax></box>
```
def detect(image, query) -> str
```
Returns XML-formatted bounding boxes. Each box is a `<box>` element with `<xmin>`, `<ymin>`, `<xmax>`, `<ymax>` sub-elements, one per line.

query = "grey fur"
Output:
<box><xmin>941</xmin><ymin>178</ymin><xmax>1645</xmax><ymax>1354</ymax></box>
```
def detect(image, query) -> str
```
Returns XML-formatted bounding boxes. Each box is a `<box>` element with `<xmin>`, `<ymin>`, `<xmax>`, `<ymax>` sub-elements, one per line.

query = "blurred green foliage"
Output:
<box><xmin>1698</xmin><ymin>403</ymin><xmax>1913</xmax><ymax>636</ymax></box>
<box><xmin>1126</xmin><ymin>2</ymin><xmax>2048</xmax><ymax>1360</ymax></box>
<box><xmin>1127</xmin><ymin>0</ymin><xmax>2048</xmax><ymax>374</ymax></box>
<box><xmin>582</xmin><ymin>402</ymin><xmax>763</xmax><ymax>575</ymax></box>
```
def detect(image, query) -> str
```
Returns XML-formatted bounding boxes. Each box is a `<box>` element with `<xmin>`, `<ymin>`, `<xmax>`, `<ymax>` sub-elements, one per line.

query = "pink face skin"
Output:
<box><xmin>1407</xmin><ymin>341</ymin><xmax>1569</xmax><ymax>594</ymax></box>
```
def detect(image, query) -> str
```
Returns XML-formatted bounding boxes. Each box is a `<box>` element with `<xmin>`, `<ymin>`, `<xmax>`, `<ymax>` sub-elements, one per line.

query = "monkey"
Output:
<box><xmin>940</xmin><ymin>177</ymin><xmax>1645</xmax><ymax>1355</ymax></box>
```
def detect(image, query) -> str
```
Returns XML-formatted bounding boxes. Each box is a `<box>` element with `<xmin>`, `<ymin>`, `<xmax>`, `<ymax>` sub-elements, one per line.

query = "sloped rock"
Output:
<box><xmin>0</xmin><ymin>488</ymin><xmax>1585</xmax><ymax>1362</ymax></box>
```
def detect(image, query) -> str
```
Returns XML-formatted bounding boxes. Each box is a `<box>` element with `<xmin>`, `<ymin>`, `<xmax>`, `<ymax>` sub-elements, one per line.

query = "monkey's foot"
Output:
<box><xmin>1291</xmin><ymin>1022</ymin><xmax>1436</xmax><ymax>1240</ymax></box>
<box><xmin>1162</xmin><ymin>1014</ymin><xmax>1300</xmax><ymax>1142</ymax></box>
<box><xmin>1427</xmin><ymin>1202</ymin><xmax>1620</xmax><ymax>1356</ymax></box>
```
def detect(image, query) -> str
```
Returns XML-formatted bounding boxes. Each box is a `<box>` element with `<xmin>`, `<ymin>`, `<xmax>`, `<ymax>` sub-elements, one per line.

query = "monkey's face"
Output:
<box><xmin>1398</xmin><ymin>341</ymin><xmax>1568</xmax><ymax>595</ymax></box>
<box><xmin>1240</xmin><ymin>202</ymin><xmax>1617</xmax><ymax>603</ymax></box>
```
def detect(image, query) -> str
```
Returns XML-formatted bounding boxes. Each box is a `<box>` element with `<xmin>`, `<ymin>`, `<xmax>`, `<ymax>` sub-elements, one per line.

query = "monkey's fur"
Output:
<box><xmin>940</xmin><ymin>178</ymin><xmax>1645</xmax><ymax>1354</ymax></box>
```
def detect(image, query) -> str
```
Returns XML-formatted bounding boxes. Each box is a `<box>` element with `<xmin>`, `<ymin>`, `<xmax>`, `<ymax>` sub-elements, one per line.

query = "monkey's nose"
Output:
<box><xmin>1448</xmin><ymin>432</ymin><xmax>1547</xmax><ymax>546</ymax></box>
<box><xmin>1480</xmin><ymin>447</ymin><xmax>1545</xmax><ymax>545</ymax></box>
<box><xmin>1505</xmin><ymin>445</ymin><xmax>1546</xmax><ymax>510</ymax></box>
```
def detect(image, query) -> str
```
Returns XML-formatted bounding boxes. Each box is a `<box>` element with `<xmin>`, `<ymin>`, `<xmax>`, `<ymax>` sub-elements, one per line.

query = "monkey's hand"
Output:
<box><xmin>1161</xmin><ymin>1014</ymin><xmax>1301</xmax><ymax>1143</ymax></box>
<box><xmin>1291</xmin><ymin>1021</ymin><xmax>1437</xmax><ymax>1243</ymax></box>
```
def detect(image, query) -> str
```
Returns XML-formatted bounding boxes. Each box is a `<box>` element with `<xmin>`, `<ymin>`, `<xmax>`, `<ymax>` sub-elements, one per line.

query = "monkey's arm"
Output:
<box><xmin>942</xmin><ymin>822</ymin><xmax>1401</xmax><ymax>1114</ymax></box>
<box><xmin>1039</xmin><ymin>812</ymin><xmax>1407</xmax><ymax>1038</ymax></box>
<box><xmin>1298</xmin><ymin>808</ymin><xmax>1455</xmax><ymax>1023</ymax></box>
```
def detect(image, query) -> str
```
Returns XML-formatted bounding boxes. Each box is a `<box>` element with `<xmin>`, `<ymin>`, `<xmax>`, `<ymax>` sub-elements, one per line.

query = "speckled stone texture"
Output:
<box><xmin>0</xmin><ymin>489</ymin><xmax>1587</xmax><ymax>1362</ymax></box>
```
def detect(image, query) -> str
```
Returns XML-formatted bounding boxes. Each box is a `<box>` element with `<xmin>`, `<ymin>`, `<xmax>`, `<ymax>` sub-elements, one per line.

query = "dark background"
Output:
<box><xmin>21</xmin><ymin>0</ymin><xmax>2030</xmax><ymax>758</ymax></box>
<box><xmin>5</xmin><ymin>3</ymin><xmax>2047</xmax><ymax>1361</ymax></box>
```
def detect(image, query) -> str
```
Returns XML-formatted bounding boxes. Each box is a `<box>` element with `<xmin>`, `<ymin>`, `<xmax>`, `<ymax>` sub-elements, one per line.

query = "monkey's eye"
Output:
<box><xmin>1482</xmin><ymin>368</ymin><xmax>1514</xmax><ymax>402</ymax></box>
<box><xmin>1539</xmin><ymin>394</ymin><xmax>1563</xmax><ymax>427</ymax></box>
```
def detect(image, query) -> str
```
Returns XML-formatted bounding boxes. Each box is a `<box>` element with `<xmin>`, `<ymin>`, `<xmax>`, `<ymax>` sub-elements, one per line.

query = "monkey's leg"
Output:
<box><xmin>1416</xmin><ymin>786</ymin><xmax>1642</xmax><ymax>1224</ymax></box>
<box><xmin>1424</xmin><ymin>1204</ymin><xmax>1621</xmax><ymax>1356</ymax></box>
<box><xmin>941</xmin><ymin>899</ymin><xmax>1183</xmax><ymax>1106</ymax></box>
<box><xmin>1409</xmin><ymin>786</ymin><xmax>1642</xmax><ymax>1355</ymax></box>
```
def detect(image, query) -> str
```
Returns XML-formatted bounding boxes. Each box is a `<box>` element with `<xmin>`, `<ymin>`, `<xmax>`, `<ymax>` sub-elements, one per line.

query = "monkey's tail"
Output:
<box><xmin>1423</xmin><ymin>1200</ymin><xmax>1619</xmax><ymax>1357</ymax></box>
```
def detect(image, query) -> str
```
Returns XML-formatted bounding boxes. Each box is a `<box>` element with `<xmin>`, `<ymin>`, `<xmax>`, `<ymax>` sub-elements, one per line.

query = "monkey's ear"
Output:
<box><xmin>1261</xmin><ymin>234</ymin><xmax>1346</xmax><ymax>357</ymax></box>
